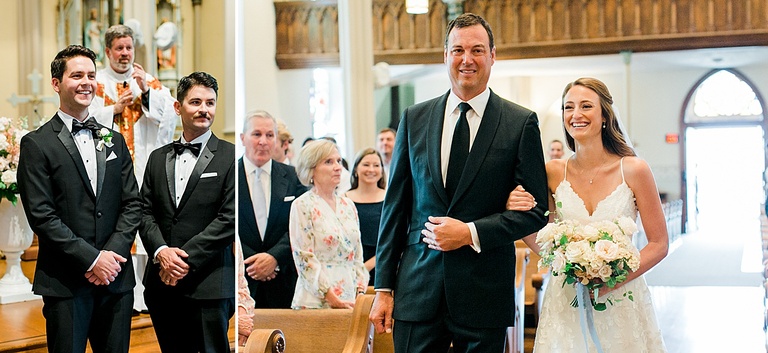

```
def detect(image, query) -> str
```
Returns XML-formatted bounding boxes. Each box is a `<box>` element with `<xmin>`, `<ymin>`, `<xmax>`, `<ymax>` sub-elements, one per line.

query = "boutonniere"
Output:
<box><xmin>96</xmin><ymin>128</ymin><xmax>114</xmax><ymax>151</ymax></box>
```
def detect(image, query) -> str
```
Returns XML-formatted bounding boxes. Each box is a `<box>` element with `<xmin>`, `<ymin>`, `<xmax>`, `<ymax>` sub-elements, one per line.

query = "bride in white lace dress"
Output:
<box><xmin>508</xmin><ymin>77</ymin><xmax>668</xmax><ymax>352</ymax></box>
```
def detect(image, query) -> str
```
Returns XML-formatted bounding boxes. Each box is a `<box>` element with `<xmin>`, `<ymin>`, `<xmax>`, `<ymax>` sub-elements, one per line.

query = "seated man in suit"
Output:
<box><xmin>18</xmin><ymin>44</ymin><xmax>142</xmax><ymax>353</ymax></box>
<box><xmin>239</xmin><ymin>110</ymin><xmax>307</xmax><ymax>308</ymax></box>
<box><xmin>139</xmin><ymin>71</ymin><xmax>235</xmax><ymax>352</ymax></box>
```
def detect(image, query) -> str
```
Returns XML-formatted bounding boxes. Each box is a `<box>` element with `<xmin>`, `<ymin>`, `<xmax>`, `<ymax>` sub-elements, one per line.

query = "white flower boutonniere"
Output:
<box><xmin>96</xmin><ymin>128</ymin><xmax>114</xmax><ymax>151</ymax></box>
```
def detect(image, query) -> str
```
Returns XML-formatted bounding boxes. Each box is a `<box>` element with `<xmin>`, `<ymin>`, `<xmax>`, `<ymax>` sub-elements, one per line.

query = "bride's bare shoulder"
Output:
<box><xmin>545</xmin><ymin>159</ymin><xmax>567</xmax><ymax>182</ymax></box>
<box><xmin>621</xmin><ymin>156</ymin><xmax>654</xmax><ymax>184</ymax></box>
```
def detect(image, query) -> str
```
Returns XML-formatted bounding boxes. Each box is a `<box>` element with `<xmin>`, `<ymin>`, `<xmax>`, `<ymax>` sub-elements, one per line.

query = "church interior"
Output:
<box><xmin>2</xmin><ymin>0</ymin><xmax>768</xmax><ymax>352</ymax></box>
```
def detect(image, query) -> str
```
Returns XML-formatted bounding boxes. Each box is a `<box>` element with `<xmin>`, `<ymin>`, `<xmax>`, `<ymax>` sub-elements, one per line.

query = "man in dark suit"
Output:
<box><xmin>139</xmin><ymin>71</ymin><xmax>235</xmax><ymax>352</ymax></box>
<box><xmin>369</xmin><ymin>14</ymin><xmax>549</xmax><ymax>353</ymax></box>
<box><xmin>18</xmin><ymin>45</ymin><xmax>142</xmax><ymax>353</ymax></box>
<box><xmin>239</xmin><ymin>110</ymin><xmax>307</xmax><ymax>308</ymax></box>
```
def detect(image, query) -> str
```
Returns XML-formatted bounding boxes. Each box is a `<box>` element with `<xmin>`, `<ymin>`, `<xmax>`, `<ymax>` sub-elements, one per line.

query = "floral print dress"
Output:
<box><xmin>289</xmin><ymin>190</ymin><xmax>369</xmax><ymax>309</ymax></box>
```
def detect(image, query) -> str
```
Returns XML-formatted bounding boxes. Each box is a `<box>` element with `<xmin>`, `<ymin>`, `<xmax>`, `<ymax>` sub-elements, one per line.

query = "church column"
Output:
<box><xmin>339</xmin><ymin>0</ymin><xmax>375</xmax><ymax>157</ymax></box>
<box><xmin>192</xmin><ymin>0</ymin><xmax>203</xmax><ymax>69</ymax></box>
<box><xmin>17</xmin><ymin>0</ymin><xmax>42</xmax><ymax>123</ymax></box>
<box><xmin>121</xmin><ymin>0</ymin><xmax>156</xmax><ymax>72</ymax></box>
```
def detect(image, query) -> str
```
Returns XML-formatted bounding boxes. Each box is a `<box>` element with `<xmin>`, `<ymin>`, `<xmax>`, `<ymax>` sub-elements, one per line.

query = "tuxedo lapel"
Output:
<box><xmin>95</xmin><ymin>144</ymin><xmax>106</xmax><ymax>200</ymax></box>
<box><xmin>54</xmin><ymin>115</ymin><xmax>95</xmax><ymax>199</ymax></box>
<box><xmin>164</xmin><ymin>148</ymin><xmax>176</xmax><ymax>208</ymax></box>
<box><xmin>177</xmin><ymin>135</ymin><xmax>217</xmax><ymax>211</ymax></box>
<box><xmin>428</xmin><ymin>91</ymin><xmax>451</xmax><ymax>207</ymax></box>
<box><xmin>238</xmin><ymin>158</ymin><xmax>260</xmax><ymax>245</ymax></box>
<box><xmin>450</xmin><ymin>91</ymin><xmax>502</xmax><ymax>209</ymax></box>
<box><xmin>266</xmin><ymin>163</ymin><xmax>288</xmax><ymax>240</ymax></box>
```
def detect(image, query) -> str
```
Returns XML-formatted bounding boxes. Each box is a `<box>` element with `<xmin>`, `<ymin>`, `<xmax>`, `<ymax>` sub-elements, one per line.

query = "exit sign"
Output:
<box><xmin>665</xmin><ymin>133</ymin><xmax>679</xmax><ymax>144</ymax></box>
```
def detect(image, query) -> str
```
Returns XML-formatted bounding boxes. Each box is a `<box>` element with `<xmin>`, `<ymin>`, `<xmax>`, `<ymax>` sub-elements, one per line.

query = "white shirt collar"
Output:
<box><xmin>102</xmin><ymin>64</ymin><xmax>133</xmax><ymax>82</ymax></box>
<box><xmin>243</xmin><ymin>157</ymin><xmax>272</xmax><ymax>178</ymax></box>
<box><xmin>446</xmin><ymin>87</ymin><xmax>491</xmax><ymax>118</ymax></box>
<box><xmin>180</xmin><ymin>130</ymin><xmax>212</xmax><ymax>152</ymax></box>
<box><xmin>58</xmin><ymin>109</ymin><xmax>91</xmax><ymax>133</ymax></box>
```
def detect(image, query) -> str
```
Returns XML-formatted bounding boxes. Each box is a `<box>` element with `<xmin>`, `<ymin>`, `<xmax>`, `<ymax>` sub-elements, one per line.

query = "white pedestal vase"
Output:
<box><xmin>0</xmin><ymin>199</ymin><xmax>39</xmax><ymax>304</ymax></box>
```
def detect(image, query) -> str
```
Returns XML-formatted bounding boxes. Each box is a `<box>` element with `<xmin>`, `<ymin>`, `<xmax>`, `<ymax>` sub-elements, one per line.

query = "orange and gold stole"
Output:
<box><xmin>114</xmin><ymin>83</ymin><xmax>143</xmax><ymax>161</ymax></box>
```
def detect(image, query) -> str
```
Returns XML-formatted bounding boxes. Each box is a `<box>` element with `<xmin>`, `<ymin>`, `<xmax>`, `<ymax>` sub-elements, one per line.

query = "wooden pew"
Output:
<box><xmin>244</xmin><ymin>294</ymin><xmax>393</xmax><ymax>353</ymax></box>
<box><xmin>515</xmin><ymin>240</ymin><xmax>548</xmax><ymax>329</ymax></box>
<box><xmin>505</xmin><ymin>247</ymin><xmax>529</xmax><ymax>353</ymax></box>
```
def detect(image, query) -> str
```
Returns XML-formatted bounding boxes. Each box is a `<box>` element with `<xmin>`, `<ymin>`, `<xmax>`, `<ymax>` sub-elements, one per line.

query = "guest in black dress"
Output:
<box><xmin>345</xmin><ymin>148</ymin><xmax>387</xmax><ymax>286</ymax></box>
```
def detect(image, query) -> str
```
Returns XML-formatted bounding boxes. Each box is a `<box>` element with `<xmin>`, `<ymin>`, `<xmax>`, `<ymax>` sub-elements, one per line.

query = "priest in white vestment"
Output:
<box><xmin>89</xmin><ymin>24</ymin><xmax>177</xmax><ymax>314</ymax></box>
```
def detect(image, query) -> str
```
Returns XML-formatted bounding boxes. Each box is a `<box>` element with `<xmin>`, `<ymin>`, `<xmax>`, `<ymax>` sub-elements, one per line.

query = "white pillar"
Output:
<box><xmin>338</xmin><ymin>0</ymin><xmax>375</xmax><ymax>157</ymax></box>
<box><xmin>192</xmin><ymin>0</ymin><xmax>203</xmax><ymax>70</ymax></box>
<box><xmin>17</xmin><ymin>0</ymin><xmax>43</xmax><ymax>123</ymax></box>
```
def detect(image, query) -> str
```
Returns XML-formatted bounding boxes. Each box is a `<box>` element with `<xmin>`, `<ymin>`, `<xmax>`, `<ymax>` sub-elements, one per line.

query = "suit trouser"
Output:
<box><xmin>393</xmin><ymin>292</ymin><xmax>506</xmax><ymax>353</ymax></box>
<box><xmin>42</xmin><ymin>290</ymin><xmax>133</xmax><ymax>353</ymax></box>
<box><xmin>146</xmin><ymin>292</ymin><xmax>235</xmax><ymax>353</ymax></box>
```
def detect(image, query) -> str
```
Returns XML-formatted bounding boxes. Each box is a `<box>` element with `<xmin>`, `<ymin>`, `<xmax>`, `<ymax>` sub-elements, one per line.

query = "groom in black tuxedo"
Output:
<box><xmin>18</xmin><ymin>45</ymin><xmax>141</xmax><ymax>353</ymax></box>
<box><xmin>139</xmin><ymin>71</ymin><xmax>235</xmax><ymax>352</ymax></box>
<box><xmin>238</xmin><ymin>110</ymin><xmax>307</xmax><ymax>308</ymax></box>
<box><xmin>369</xmin><ymin>14</ymin><xmax>549</xmax><ymax>353</ymax></box>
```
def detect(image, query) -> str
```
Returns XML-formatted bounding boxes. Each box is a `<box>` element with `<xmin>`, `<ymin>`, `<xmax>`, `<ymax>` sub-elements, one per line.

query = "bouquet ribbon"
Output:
<box><xmin>576</xmin><ymin>283</ymin><xmax>604</xmax><ymax>353</ymax></box>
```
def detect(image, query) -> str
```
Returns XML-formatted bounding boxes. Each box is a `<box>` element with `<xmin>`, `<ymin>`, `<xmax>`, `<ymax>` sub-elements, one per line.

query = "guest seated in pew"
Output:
<box><xmin>345</xmin><ymin>148</ymin><xmax>387</xmax><ymax>286</ymax></box>
<box><xmin>236</xmin><ymin>236</ymin><xmax>255</xmax><ymax>347</ymax></box>
<box><xmin>289</xmin><ymin>139</ymin><xmax>369</xmax><ymax>309</ymax></box>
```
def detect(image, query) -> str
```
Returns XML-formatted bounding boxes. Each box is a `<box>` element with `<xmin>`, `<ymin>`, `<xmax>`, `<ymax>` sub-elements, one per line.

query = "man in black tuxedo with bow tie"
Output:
<box><xmin>369</xmin><ymin>14</ymin><xmax>549</xmax><ymax>353</ymax></box>
<box><xmin>238</xmin><ymin>110</ymin><xmax>307</xmax><ymax>308</ymax></box>
<box><xmin>18</xmin><ymin>45</ymin><xmax>142</xmax><ymax>353</ymax></box>
<box><xmin>139</xmin><ymin>71</ymin><xmax>235</xmax><ymax>352</ymax></box>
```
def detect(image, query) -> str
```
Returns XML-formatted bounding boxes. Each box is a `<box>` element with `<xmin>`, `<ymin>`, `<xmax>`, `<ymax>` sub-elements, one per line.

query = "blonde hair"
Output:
<box><xmin>295</xmin><ymin>139</ymin><xmax>338</xmax><ymax>186</ymax></box>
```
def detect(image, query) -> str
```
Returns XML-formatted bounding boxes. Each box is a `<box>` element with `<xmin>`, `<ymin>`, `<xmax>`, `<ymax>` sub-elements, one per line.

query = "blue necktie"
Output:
<box><xmin>446</xmin><ymin>102</ymin><xmax>471</xmax><ymax>201</ymax></box>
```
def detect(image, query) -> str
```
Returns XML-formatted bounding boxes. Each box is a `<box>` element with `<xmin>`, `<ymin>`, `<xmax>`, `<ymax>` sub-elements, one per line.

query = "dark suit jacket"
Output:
<box><xmin>375</xmin><ymin>90</ymin><xmax>549</xmax><ymax>328</ymax></box>
<box><xmin>139</xmin><ymin>133</ymin><xmax>235</xmax><ymax>300</ymax></box>
<box><xmin>18</xmin><ymin>113</ymin><xmax>141</xmax><ymax>297</ymax></box>
<box><xmin>238</xmin><ymin>158</ymin><xmax>307</xmax><ymax>308</ymax></box>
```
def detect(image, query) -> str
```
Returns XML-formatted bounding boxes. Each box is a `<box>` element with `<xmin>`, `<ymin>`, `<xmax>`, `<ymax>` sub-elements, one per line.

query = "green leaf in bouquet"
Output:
<box><xmin>593</xmin><ymin>302</ymin><xmax>607</xmax><ymax>311</ymax></box>
<box><xmin>556</xmin><ymin>201</ymin><xmax>562</xmax><ymax>208</ymax></box>
<box><xmin>559</xmin><ymin>234</ymin><xmax>567</xmax><ymax>246</ymax></box>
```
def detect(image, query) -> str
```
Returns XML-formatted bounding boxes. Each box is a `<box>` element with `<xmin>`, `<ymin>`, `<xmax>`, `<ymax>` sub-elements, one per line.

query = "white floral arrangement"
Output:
<box><xmin>0</xmin><ymin>117</ymin><xmax>30</xmax><ymax>205</ymax></box>
<box><xmin>96</xmin><ymin>127</ymin><xmax>114</xmax><ymax>151</ymax></box>
<box><xmin>536</xmin><ymin>203</ymin><xmax>641</xmax><ymax>311</ymax></box>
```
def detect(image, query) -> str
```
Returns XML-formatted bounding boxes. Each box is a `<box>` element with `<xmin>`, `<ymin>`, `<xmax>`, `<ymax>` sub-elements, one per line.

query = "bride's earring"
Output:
<box><xmin>602</xmin><ymin>122</ymin><xmax>606</xmax><ymax>129</ymax></box>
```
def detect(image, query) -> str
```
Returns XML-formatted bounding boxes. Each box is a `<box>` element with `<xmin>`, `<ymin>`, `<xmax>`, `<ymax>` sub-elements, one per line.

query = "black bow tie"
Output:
<box><xmin>71</xmin><ymin>118</ymin><xmax>100</xmax><ymax>138</ymax></box>
<box><xmin>173</xmin><ymin>141</ymin><xmax>202</xmax><ymax>157</ymax></box>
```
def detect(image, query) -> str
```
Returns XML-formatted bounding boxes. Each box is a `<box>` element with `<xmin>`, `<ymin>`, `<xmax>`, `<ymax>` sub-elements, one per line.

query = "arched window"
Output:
<box><xmin>686</xmin><ymin>70</ymin><xmax>763</xmax><ymax>123</ymax></box>
<box><xmin>682</xmin><ymin>69</ymin><xmax>766</xmax><ymax>233</ymax></box>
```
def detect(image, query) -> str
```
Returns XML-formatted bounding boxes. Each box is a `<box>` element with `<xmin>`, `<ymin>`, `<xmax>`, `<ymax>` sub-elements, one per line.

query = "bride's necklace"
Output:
<box><xmin>575</xmin><ymin>156</ymin><xmax>607</xmax><ymax>184</ymax></box>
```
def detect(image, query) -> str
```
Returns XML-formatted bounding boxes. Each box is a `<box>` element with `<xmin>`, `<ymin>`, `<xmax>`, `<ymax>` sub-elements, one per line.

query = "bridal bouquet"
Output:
<box><xmin>0</xmin><ymin>116</ymin><xmax>30</xmax><ymax>205</ymax></box>
<box><xmin>536</xmin><ymin>208</ymin><xmax>641</xmax><ymax>311</ymax></box>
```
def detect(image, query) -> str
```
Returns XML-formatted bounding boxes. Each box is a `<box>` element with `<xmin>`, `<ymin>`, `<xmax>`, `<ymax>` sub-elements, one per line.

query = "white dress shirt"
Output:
<box><xmin>174</xmin><ymin>130</ymin><xmax>212</xmax><ymax>207</ymax></box>
<box><xmin>243</xmin><ymin>157</ymin><xmax>272</xmax><ymax>238</ymax></box>
<box><xmin>440</xmin><ymin>88</ymin><xmax>492</xmax><ymax>253</ymax></box>
<box><xmin>60</xmin><ymin>110</ymin><xmax>98</xmax><ymax>195</ymax></box>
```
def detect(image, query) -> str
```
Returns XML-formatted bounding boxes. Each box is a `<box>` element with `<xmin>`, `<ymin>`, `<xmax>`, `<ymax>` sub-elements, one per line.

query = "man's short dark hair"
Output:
<box><xmin>51</xmin><ymin>45</ymin><xmax>96</xmax><ymax>81</ymax></box>
<box><xmin>444</xmin><ymin>13</ymin><xmax>495</xmax><ymax>50</ymax></box>
<box><xmin>104</xmin><ymin>24</ymin><xmax>134</xmax><ymax>49</ymax></box>
<box><xmin>177</xmin><ymin>72</ymin><xmax>218</xmax><ymax>102</ymax></box>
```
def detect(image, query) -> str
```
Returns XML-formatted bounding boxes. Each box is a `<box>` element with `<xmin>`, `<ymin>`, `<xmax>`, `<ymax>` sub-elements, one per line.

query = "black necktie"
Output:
<box><xmin>71</xmin><ymin>118</ymin><xmax>100</xmax><ymax>138</ymax></box>
<box><xmin>446</xmin><ymin>102</ymin><xmax>471</xmax><ymax>200</ymax></box>
<box><xmin>173</xmin><ymin>141</ymin><xmax>202</xmax><ymax>157</ymax></box>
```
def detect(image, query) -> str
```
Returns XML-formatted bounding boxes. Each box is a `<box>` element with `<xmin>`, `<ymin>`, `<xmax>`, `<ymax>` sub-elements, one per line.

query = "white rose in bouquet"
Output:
<box><xmin>550</xmin><ymin>250</ymin><xmax>567</xmax><ymax>273</ymax></box>
<box><xmin>617</xmin><ymin>216</ymin><xmax>638</xmax><ymax>235</ymax></box>
<box><xmin>594</xmin><ymin>239</ymin><xmax>620</xmax><ymax>261</ymax></box>
<box><xmin>582</xmin><ymin>224</ymin><xmax>600</xmax><ymax>242</ymax></box>
<box><xmin>565</xmin><ymin>240</ymin><xmax>591</xmax><ymax>263</ymax></box>
<box><xmin>1</xmin><ymin>170</ymin><xmax>16</xmax><ymax>185</ymax></box>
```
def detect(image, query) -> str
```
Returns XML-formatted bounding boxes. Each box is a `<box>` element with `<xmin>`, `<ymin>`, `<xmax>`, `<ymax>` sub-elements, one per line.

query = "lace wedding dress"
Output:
<box><xmin>533</xmin><ymin>158</ymin><xmax>667</xmax><ymax>353</ymax></box>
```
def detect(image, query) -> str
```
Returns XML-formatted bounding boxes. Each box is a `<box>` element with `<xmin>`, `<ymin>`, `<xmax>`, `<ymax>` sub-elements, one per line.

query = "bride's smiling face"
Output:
<box><xmin>563</xmin><ymin>85</ymin><xmax>605</xmax><ymax>141</ymax></box>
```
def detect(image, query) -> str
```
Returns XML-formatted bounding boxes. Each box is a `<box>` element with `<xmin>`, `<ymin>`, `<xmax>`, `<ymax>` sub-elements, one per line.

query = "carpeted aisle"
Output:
<box><xmin>644</xmin><ymin>216</ymin><xmax>763</xmax><ymax>287</ymax></box>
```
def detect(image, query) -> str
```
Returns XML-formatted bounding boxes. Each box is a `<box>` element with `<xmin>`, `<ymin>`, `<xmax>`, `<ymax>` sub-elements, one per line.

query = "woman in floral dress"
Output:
<box><xmin>289</xmin><ymin>139</ymin><xmax>369</xmax><ymax>309</ymax></box>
